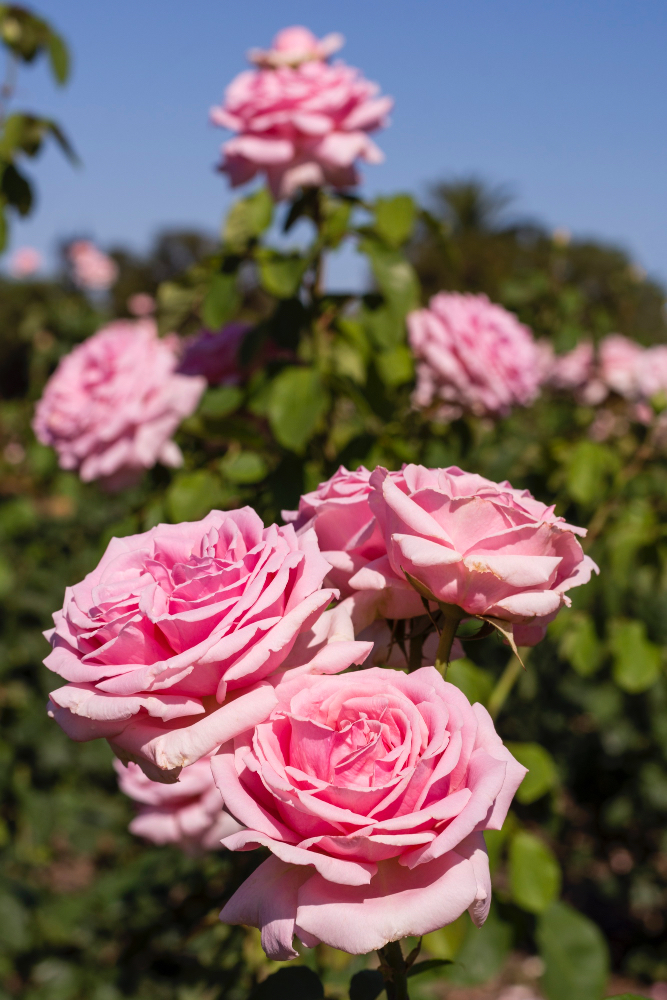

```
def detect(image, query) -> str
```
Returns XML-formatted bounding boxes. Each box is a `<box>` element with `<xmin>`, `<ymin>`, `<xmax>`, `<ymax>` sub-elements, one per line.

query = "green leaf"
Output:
<box><xmin>201</xmin><ymin>273</ymin><xmax>239</xmax><ymax>329</ymax></box>
<box><xmin>267</xmin><ymin>367</ymin><xmax>329</xmax><ymax>453</ymax></box>
<box><xmin>374</xmin><ymin>194</ymin><xmax>416</xmax><ymax>248</ymax></box>
<box><xmin>407</xmin><ymin>959</ymin><xmax>452</xmax><ymax>978</ymax></box>
<box><xmin>445</xmin><ymin>907</ymin><xmax>512</xmax><ymax>986</ymax></box>
<box><xmin>362</xmin><ymin>304</ymin><xmax>405</xmax><ymax>350</ymax></box>
<box><xmin>565</xmin><ymin>440</ymin><xmax>618</xmax><ymax>506</ymax></box>
<box><xmin>257</xmin><ymin>250</ymin><xmax>308</xmax><ymax>298</ymax></box>
<box><xmin>199</xmin><ymin>385</ymin><xmax>243</xmax><ymax>419</ymax></box>
<box><xmin>219</xmin><ymin>450</ymin><xmax>268</xmax><ymax>484</ymax></box>
<box><xmin>360</xmin><ymin>239</ymin><xmax>420</xmax><ymax>319</ymax></box>
<box><xmin>375</xmin><ymin>345</ymin><xmax>414</xmax><ymax>387</ymax></box>
<box><xmin>557</xmin><ymin>611</ymin><xmax>604</xmax><ymax>677</ymax></box>
<box><xmin>608</xmin><ymin>619</ymin><xmax>661</xmax><ymax>693</ymax></box>
<box><xmin>446</xmin><ymin>658</ymin><xmax>495</xmax><ymax>707</ymax></box>
<box><xmin>156</xmin><ymin>281</ymin><xmax>198</xmax><ymax>333</ymax></box>
<box><xmin>537</xmin><ymin>901</ymin><xmax>609</xmax><ymax>1000</ymax></box>
<box><xmin>47</xmin><ymin>29</ymin><xmax>70</xmax><ymax>84</ymax></box>
<box><xmin>605</xmin><ymin>995</ymin><xmax>649</xmax><ymax>999</ymax></box>
<box><xmin>166</xmin><ymin>470</ymin><xmax>226</xmax><ymax>523</ymax></box>
<box><xmin>0</xmin><ymin>162</ymin><xmax>32</xmax><ymax>215</ymax></box>
<box><xmin>349</xmin><ymin>969</ymin><xmax>384</xmax><ymax>1000</ymax></box>
<box><xmin>505</xmin><ymin>742</ymin><xmax>558</xmax><ymax>804</ymax></box>
<box><xmin>509</xmin><ymin>830</ymin><xmax>561</xmax><ymax>913</ymax></box>
<box><xmin>223</xmin><ymin>188</ymin><xmax>273</xmax><ymax>251</ymax></box>
<box><xmin>321</xmin><ymin>196</ymin><xmax>352</xmax><ymax>247</ymax></box>
<box><xmin>250</xmin><ymin>966</ymin><xmax>324</xmax><ymax>1000</ymax></box>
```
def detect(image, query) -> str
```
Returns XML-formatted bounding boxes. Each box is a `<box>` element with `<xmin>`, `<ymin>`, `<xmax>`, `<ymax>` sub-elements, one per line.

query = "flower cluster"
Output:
<box><xmin>408</xmin><ymin>293</ymin><xmax>543</xmax><ymax>419</ymax></box>
<box><xmin>45</xmin><ymin>462</ymin><xmax>593</xmax><ymax>958</ymax></box>
<box><xmin>211</xmin><ymin>26</ymin><xmax>392</xmax><ymax>199</ymax></box>
<box><xmin>32</xmin><ymin>320</ymin><xmax>206</xmax><ymax>488</ymax></box>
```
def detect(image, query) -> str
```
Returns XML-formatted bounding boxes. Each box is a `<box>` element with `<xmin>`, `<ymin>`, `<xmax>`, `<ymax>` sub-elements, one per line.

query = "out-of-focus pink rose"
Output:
<box><xmin>599</xmin><ymin>334</ymin><xmax>645</xmax><ymax>399</ymax></box>
<box><xmin>32</xmin><ymin>320</ymin><xmax>206</xmax><ymax>487</ymax></box>
<box><xmin>248</xmin><ymin>26</ymin><xmax>344</xmax><ymax>68</ymax></box>
<box><xmin>45</xmin><ymin>508</ymin><xmax>372</xmax><ymax>781</ymax></box>
<box><xmin>216</xmin><ymin>666</ymin><xmax>526</xmax><ymax>958</ymax></box>
<box><xmin>546</xmin><ymin>341</ymin><xmax>594</xmax><ymax>390</ymax></box>
<box><xmin>345</xmin><ymin>465</ymin><xmax>597</xmax><ymax>646</ymax></box>
<box><xmin>68</xmin><ymin>240</ymin><xmax>119</xmax><ymax>291</ymax></box>
<box><xmin>127</xmin><ymin>293</ymin><xmax>156</xmax><ymax>317</ymax></box>
<box><xmin>9</xmin><ymin>246</ymin><xmax>42</xmax><ymax>278</ymax></box>
<box><xmin>211</xmin><ymin>29</ymin><xmax>392</xmax><ymax>199</ymax></box>
<box><xmin>178</xmin><ymin>323</ymin><xmax>249</xmax><ymax>385</ymax></box>
<box><xmin>408</xmin><ymin>293</ymin><xmax>542</xmax><ymax>419</ymax></box>
<box><xmin>115</xmin><ymin>755</ymin><xmax>242</xmax><ymax>851</ymax></box>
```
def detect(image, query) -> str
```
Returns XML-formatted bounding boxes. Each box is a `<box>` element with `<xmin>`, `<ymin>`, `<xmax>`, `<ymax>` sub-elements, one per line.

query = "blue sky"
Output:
<box><xmin>9</xmin><ymin>0</ymin><xmax>667</xmax><ymax>288</ymax></box>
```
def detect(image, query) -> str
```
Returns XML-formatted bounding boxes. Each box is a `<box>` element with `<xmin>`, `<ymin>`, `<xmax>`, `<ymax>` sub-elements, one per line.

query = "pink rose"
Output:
<box><xmin>9</xmin><ymin>246</ymin><xmax>42</xmax><ymax>278</ymax></box>
<box><xmin>115</xmin><ymin>755</ymin><xmax>242</xmax><ymax>851</ymax></box>
<box><xmin>247</xmin><ymin>26</ymin><xmax>344</xmax><ymax>68</ymax></box>
<box><xmin>45</xmin><ymin>509</ymin><xmax>372</xmax><ymax>781</ymax></box>
<box><xmin>68</xmin><ymin>240</ymin><xmax>118</xmax><ymax>291</ymax></box>
<box><xmin>178</xmin><ymin>323</ymin><xmax>250</xmax><ymax>386</ymax></box>
<box><xmin>216</xmin><ymin>667</ymin><xmax>526</xmax><ymax>958</ymax></box>
<box><xmin>546</xmin><ymin>341</ymin><xmax>594</xmax><ymax>390</ymax></box>
<box><xmin>127</xmin><ymin>293</ymin><xmax>156</xmax><ymax>317</ymax></box>
<box><xmin>357</xmin><ymin>465</ymin><xmax>597</xmax><ymax>646</ymax></box>
<box><xmin>599</xmin><ymin>334</ymin><xmax>645</xmax><ymax>400</ymax></box>
<box><xmin>32</xmin><ymin>320</ymin><xmax>206</xmax><ymax>488</ymax></box>
<box><xmin>211</xmin><ymin>31</ymin><xmax>392</xmax><ymax>199</ymax></box>
<box><xmin>408</xmin><ymin>293</ymin><xmax>542</xmax><ymax>418</ymax></box>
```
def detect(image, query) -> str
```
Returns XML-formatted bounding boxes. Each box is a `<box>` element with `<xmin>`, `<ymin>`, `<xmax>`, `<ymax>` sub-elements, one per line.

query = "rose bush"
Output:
<box><xmin>211</xmin><ymin>26</ymin><xmax>392</xmax><ymax>198</ymax></box>
<box><xmin>32</xmin><ymin>319</ymin><xmax>206</xmax><ymax>488</ymax></box>
<box><xmin>45</xmin><ymin>508</ymin><xmax>372</xmax><ymax>781</ymax></box>
<box><xmin>408</xmin><ymin>292</ymin><xmax>542</xmax><ymax>418</ymax></box>
<box><xmin>115</xmin><ymin>755</ymin><xmax>242</xmax><ymax>850</ymax></box>
<box><xmin>216</xmin><ymin>666</ymin><xmax>526</xmax><ymax>957</ymax></box>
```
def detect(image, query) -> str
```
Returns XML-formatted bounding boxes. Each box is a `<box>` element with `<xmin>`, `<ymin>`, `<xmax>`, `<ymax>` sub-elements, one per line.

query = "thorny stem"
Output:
<box><xmin>434</xmin><ymin>604</ymin><xmax>465</xmax><ymax>677</ymax></box>
<box><xmin>378</xmin><ymin>940</ymin><xmax>410</xmax><ymax>1000</ymax></box>
<box><xmin>487</xmin><ymin>651</ymin><xmax>528</xmax><ymax>720</ymax></box>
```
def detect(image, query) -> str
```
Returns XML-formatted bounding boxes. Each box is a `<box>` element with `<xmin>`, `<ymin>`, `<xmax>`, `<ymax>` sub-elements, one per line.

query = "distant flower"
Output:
<box><xmin>211</xmin><ymin>26</ymin><xmax>392</xmax><ymax>199</ymax></box>
<box><xmin>178</xmin><ymin>323</ymin><xmax>249</xmax><ymax>385</ymax></box>
<box><xmin>408</xmin><ymin>293</ymin><xmax>542</xmax><ymax>419</ymax></box>
<box><xmin>114</xmin><ymin>756</ymin><xmax>242</xmax><ymax>851</ymax></box>
<box><xmin>127</xmin><ymin>293</ymin><xmax>156</xmax><ymax>317</ymax></box>
<box><xmin>9</xmin><ymin>246</ymin><xmax>42</xmax><ymax>278</ymax></box>
<box><xmin>545</xmin><ymin>340</ymin><xmax>594</xmax><ymax>391</ymax></box>
<box><xmin>68</xmin><ymin>240</ymin><xmax>118</xmax><ymax>291</ymax></box>
<box><xmin>247</xmin><ymin>25</ymin><xmax>344</xmax><ymax>68</ymax></box>
<box><xmin>32</xmin><ymin>319</ymin><xmax>206</xmax><ymax>487</ymax></box>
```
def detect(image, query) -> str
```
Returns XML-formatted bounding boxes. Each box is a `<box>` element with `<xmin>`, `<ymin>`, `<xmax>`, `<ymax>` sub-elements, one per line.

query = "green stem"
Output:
<box><xmin>434</xmin><ymin>605</ymin><xmax>465</xmax><ymax>677</ymax></box>
<box><xmin>378</xmin><ymin>940</ymin><xmax>410</xmax><ymax>1000</ymax></box>
<box><xmin>487</xmin><ymin>651</ymin><xmax>527</xmax><ymax>720</ymax></box>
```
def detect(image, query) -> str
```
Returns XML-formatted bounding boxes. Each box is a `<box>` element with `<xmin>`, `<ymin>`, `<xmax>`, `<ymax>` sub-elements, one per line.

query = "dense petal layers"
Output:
<box><xmin>408</xmin><ymin>292</ymin><xmax>542</xmax><ymax>419</ymax></box>
<box><xmin>44</xmin><ymin>508</ymin><xmax>372</xmax><ymax>777</ymax></box>
<box><xmin>32</xmin><ymin>319</ymin><xmax>206</xmax><ymax>487</ymax></box>
<box><xmin>211</xmin><ymin>29</ymin><xmax>392</xmax><ymax>198</ymax></box>
<box><xmin>215</xmin><ymin>667</ymin><xmax>525</xmax><ymax>957</ymax></box>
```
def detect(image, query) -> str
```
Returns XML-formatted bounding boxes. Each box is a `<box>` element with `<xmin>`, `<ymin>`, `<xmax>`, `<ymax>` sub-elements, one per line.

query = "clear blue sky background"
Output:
<box><xmin>8</xmin><ymin>0</ymin><xmax>667</xmax><ymax>288</ymax></box>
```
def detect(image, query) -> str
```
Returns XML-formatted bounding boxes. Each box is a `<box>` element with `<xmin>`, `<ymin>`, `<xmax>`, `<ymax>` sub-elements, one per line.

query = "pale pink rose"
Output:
<box><xmin>599</xmin><ymin>334</ymin><xmax>644</xmax><ymax>399</ymax></box>
<box><xmin>636</xmin><ymin>344</ymin><xmax>667</xmax><ymax>400</ymax></box>
<box><xmin>45</xmin><ymin>509</ymin><xmax>372</xmax><ymax>781</ymax></box>
<box><xmin>9</xmin><ymin>246</ymin><xmax>42</xmax><ymax>277</ymax></box>
<box><xmin>68</xmin><ymin>240</ymin><xmax>119</xmax><ymax>291</ymax></box>
<box><xmin>127</xmin><ymin>293</ymin><xmax>156</xmax><ymax>317</ymax></box>
<box><xmin>115</xmin><ymin>755</ymin><xmax>242</xmax><ymax>851</ymax></box>
<box><xmin>546</xmin><ymin>341</ymin><xmax>595</xmax><ymax>390</ymax></box>
<box><xmin>211</xmin><ymin>31</ymin><xmax>392</xmax><ymax>199</ymax></box>
<box><xmin>216</xmin><ymin>667</ymin><xmax>526</xmax><ymax>958</ymax></box>
<box><xmin>178</xmin><ymin>323</ymin><xmax>249</xmax><ymax>386</ymax></box>
<box><xmin>32</xmin><ymin>320</ymin><xmax>206</xmax><ymax>487</ymax></box>
<box><xmin>248</xmin><ymin>26</ymin><xmax>344</xmax><ymax>68</ymax></box>
<box><xmin>346</xmin><ymin>464</ymin><xmax>597</xmax><ymax>646</ymax></box>
<box><xmin>408</xmin><ymin>293</ymin><xmax>542</xmax><ymax>419</ymax></box>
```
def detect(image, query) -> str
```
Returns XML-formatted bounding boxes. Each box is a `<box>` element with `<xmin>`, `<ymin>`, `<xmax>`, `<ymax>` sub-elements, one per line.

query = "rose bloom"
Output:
<box><xmin>211</xmin><ymin>26</ymin><xmax>392</xmax><ymax>199</ymax></box>
<box><xmin>178</xmin><ymin>323</ymin><xmax>249</xmax><ymax>386</ymax></box>
<box><xmin>114</xmin><ymin>755</ymin><xmax>242</xmax><ymax>851</ymax></box>
<box><xmin>545</xmin><ymin>340</ymin><xmax>594</xmax><ymax>391</ymax></box>
<box><xmin>9</xmin><ymin>246</ymin><xmax>42</xmax><ymax>278</ymax></box>
<box><xmin>362</xmin><ymin>465</ymin><xmax>597</xmax><ymax>645</ymax></box>
<box><xmin>247</xmin><ymin>25</ymin><xmax>344</xmax><ymax>68</ymax></box>
<box><xmin>408</xmin><ymin>293</ymin><xmax>542</xmax><ymax>419</ymax></box>
<box><xmin>32</xmin><ymin>320</ymin><xmax>206</xmax><ymax>488</ymax></box>
<box><xmin>68</xmin><ymin>240</ymin><xmax>119</xmax><ymax>291</ymax></box>
<box><xmin>127</xmin><ymin>293</ymin><xmax>156</xmax><ymax>317</ymax></box>
<box><xmin>45</xmin><ymin>509</ymin><xmax>372</xmax><ymax>781</ymax></box>
<box><xmin>216</xmin><ymin>667</ymin><xmax>526</xmax><ymax>958</ymax></box>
